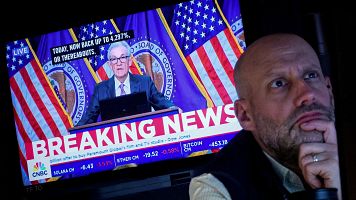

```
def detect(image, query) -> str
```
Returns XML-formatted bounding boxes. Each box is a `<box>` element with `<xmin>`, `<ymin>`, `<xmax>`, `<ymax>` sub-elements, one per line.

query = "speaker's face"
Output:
<box><xmin>109</xmin><ymin>46</ymin><xmax>132</xmax><ymax>82</ymax></box>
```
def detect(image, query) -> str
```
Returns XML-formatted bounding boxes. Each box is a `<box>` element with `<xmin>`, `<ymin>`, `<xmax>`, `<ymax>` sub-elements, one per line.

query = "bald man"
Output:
<box><xmin>189</xmin><ymin>33</ymin><xmax>341</xmax><ymax>200</ymax></box>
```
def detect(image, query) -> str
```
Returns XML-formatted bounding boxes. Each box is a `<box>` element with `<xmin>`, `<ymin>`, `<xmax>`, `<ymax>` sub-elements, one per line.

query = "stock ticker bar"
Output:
<box><xmin>49</xmin><ymin>132</ymin><xmax>237</xmax><ymax>179</ymax></box>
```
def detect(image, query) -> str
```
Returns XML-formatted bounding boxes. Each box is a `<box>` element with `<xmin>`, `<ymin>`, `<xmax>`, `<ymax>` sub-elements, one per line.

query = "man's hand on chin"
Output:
<box><xmin>298</xmin><ymin>120</ymin><xmax>342</xmax><ymax>199</ymax></box>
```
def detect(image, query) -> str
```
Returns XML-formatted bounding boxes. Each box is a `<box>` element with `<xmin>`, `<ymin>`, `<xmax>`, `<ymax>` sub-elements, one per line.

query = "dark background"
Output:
<box><xmin>1</xmin><ymin>0</ymin><xmax>355</xmax><ymax>199</ymax></box>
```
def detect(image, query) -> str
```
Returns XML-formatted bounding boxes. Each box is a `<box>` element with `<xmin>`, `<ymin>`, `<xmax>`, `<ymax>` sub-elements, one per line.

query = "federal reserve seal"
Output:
<box><xmin>42</xmin><ymin>61</ymin><xmax>88</xmax><ymax>125</ymax></box>
<box><xmin>130</xmin><ymin>36</ymin><xmax>175</xmax><ymax>99</ymax></box>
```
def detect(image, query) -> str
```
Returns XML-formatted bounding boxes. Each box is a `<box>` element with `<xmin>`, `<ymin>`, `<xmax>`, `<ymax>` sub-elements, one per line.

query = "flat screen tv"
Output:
<box><xmin>2</xmin><ymin>0</ymin><xmax>247</xmax><ymax>199</ymax></box>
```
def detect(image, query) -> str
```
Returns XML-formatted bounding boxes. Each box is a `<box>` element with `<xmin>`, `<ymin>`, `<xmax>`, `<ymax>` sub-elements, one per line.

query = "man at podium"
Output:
<box><xmin>76</xmin><ymin>40</ymin><xmax>178</xmax><ymax>126</ymax></box>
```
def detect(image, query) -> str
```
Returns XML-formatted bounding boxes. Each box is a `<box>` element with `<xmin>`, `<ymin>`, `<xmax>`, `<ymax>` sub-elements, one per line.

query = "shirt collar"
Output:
<box><xmin>263</xmin><ymin>151</ymin><xmax>305</xmax><ymax>193</ymax></box>
<box><xmin>114</xmin><ymin>74</ymin><xmax>130</xmax><ymax>94</ymax></box>
<box><xmin>115</xmin><ymin>74</ymin><xmax>130</xmax><ymax>87</ymax></box>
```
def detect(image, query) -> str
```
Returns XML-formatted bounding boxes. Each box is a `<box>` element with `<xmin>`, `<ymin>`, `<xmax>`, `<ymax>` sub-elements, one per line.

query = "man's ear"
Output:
<box><xmin>234</xmin><ymin>99</ymin><xmax>256</xmax><ymax>131</ymax></box>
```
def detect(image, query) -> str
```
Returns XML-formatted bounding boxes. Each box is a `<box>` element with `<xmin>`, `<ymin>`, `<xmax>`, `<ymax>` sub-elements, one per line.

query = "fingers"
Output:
<box><xmin>300</xmin><ymin>120</ymin><xmax>337</xmax><ymax>144</ymax></box>
<box><xmin>300</xmin><ymin>156</ymin><xmax>340</xmax><ymax>189</ymax></box>
<box><xmin>299</xmin><ymin>143</ymin><xmax>338</xmax><ymax>162</ymax></box>
<box><xmin>299</xmin><ymin>148</ymin><xmax>337</xmax><ymax>167</ymax></box>
<box><xmin>298</xmin><ymin>143</ymin><xmax>341</xmax><ymax>190</ymax></box>
<box><xmin>297</xmin><ymin>118</ymin><xmax>340</xmax><ymax>197</ymax></box>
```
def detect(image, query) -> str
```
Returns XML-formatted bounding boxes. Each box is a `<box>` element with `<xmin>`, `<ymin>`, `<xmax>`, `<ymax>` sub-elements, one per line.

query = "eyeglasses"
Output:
<box><xmin>109</xmin><ymin>56</ymin><xmax>130</xmax><ymax>64</ymax></box>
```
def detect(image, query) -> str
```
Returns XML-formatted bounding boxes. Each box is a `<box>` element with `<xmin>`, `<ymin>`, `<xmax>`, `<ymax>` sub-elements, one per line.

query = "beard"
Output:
<box><xmin>252</xmin><ymin>102</ymin><xmax>335</xmax><ymax>170</ymax></box>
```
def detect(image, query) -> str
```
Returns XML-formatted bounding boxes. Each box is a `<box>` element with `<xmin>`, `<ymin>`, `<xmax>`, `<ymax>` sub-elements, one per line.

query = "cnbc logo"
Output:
<box><xmin>33</xmin><ymin>162</ymin><xmax>48</xmax><ymax>177</ymax></box>
<box><xmin>28</xmin><ymin>158</ymin><xmax>52</xmax><ymax>181</ymax></box>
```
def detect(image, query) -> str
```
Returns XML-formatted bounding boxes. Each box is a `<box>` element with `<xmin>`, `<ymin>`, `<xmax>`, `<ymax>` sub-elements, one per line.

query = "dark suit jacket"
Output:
<box><xmin>77</xmin><ymin>73</ymin><xmax>174</xmax><ymax>126</ymax></box>
<box><xmin>202</xmin><ymin>130</ymin><xmax>290</xmax><ymax>200</ymax></box>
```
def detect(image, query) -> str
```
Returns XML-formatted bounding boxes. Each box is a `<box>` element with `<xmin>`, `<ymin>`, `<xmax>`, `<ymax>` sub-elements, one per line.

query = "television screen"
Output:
<box><xmin>4</xmin><ymin>0</ymin><xmax>246</xmax><ymax>196</ymax></box>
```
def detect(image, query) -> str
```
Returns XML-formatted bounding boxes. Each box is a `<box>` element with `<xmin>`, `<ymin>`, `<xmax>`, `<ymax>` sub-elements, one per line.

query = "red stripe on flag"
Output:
<box><xmin>10</xmin><ymin>77</ymin><xmax>47</xmax><ymax>140</ymax></box>
<box><xmin>210</xmin><ymin>36</ymin><xmax>235</xmax><ymax>86</ymax></box>
<box><xmin>186</xmin><ymin>56</ymin><xmax>214</xmax><ymax>106</ymax></box>
<box><xmin>13</xmin><ymin>109</ymin><xmax>31</xmax><ymax>144</ymax></box>
<box><xmin>31</xmin><ymin>60</ymin><xmax>72</xmax><ymax>130</ymax></box>
<box><xmin>19</xmin><ymin>68</ymin><xmax>62</xmax><ymax>137</ymax></box>
<box><xmin>31</xmin><ymin>180</ymin><xmax>40</xmax><ymax>185</ymax></box>
<box><xmin>97</xmin><ymin>66</ymin><xmax>109</xmax><ymax>81</ymax></box>
<box><xmin>186</xmin><ymin>56</ymin><xmax>203</xmax><ymax>85</ymax></box>
<box><xmin>129</xmin><ymin>65</ymin><xmax>139</xmax><ymax>74</ymax></box>
<box><xmin>224</xmin><ymin>29</ymin><xmax>243</xmax><ymax>58</ymax></box>
<box><xmin>19</xmin><ymin>145</ymin><xmax>28</xmax><ymax>176</ymax></box>
<box><xmin>195</xmin><ymin>47</ymin><xmax>232</xmax><ymax>104</ymax></box>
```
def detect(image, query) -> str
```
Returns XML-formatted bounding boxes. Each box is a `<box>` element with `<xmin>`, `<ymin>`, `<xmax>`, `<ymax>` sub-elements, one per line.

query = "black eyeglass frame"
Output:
<box><xmin>109</xmin><ymin>56</ymin><xmax>130</xmax><ymax>64</ymax></box>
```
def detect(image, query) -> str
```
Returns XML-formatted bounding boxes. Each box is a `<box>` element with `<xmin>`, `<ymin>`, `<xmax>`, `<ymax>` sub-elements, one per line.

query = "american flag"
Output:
<box><xmin>77</xmin><ymin>19</ymin><xmax>141</xmax><ymax>82</ymax></box>
<box><xmin>171</xmin><ymin>0</ymin><xmax>244</xmax><ymax>106</ymax></box>
<box><xmin>6</xmin><ymin>39</ymin><xmax>72</xmax><ymax>185</ymax></box>
<box><xmin>220</xmin><ymin>0</ymin><xmax>247</xmax><ymax>50</ymax></box>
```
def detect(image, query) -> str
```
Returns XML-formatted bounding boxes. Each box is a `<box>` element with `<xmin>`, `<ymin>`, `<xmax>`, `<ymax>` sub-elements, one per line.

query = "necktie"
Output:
<box><xmin>119</xmin><ymin>83</ymin><xmax>126</xmax><ymax>96</ymax></box>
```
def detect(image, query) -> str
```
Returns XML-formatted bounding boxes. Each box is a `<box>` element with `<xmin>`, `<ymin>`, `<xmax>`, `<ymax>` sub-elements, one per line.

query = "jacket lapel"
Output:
<box><xmin>108</xmin><ymin>76</ymin><xmax>116</xmax><ymax>98</ymax></box>
<box><xmin>129</xmin><ymin>73</ymin><xmax>139</xmax><ymax>93</ymax></box>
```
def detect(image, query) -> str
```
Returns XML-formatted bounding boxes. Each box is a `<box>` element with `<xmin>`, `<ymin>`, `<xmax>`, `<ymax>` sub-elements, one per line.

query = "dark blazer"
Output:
<box><xmin>77</xmin><ymin>73</ymin><xmax>174</xmax><ymax>126</ymax></box>
<box><xmin>202</xmin><ymin>130</ymin><xmax>290</xmax><ymax>200</ymax></box>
